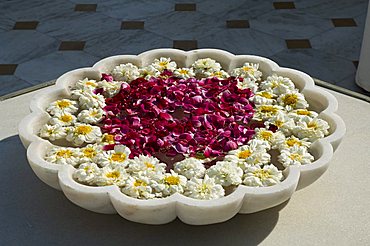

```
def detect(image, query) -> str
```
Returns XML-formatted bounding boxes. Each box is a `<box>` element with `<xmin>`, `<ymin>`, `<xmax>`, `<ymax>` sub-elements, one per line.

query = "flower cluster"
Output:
<box><xmin>41</xmin><ymin>57</ymin><xmax>330</xmax><ymax>200</ymax></box>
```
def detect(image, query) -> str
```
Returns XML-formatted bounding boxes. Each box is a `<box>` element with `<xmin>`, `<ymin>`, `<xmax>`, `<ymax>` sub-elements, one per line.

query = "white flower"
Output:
<box><xmin>77</xmin><ymin>108</ymin><xmax>105</xmax><ymax>124</ymax></box>
<box><xmin>252</xmin><ymin>90</ymin><xmax>277</xmax><ymax>105</ymax></box>
<box><xmin>173</xmin><ymin>157</ymin><xmax>206</xmax><ymax>179</ymax></box>
<box><xmin>225</xmin><ymin>140</ymin><xmax>270</xmax><ymax>169</ymax></box>
<box><xmin>46</xmin><ymin>99</ymin><xmax>79</xmax><ymax>116</ymax></box>
<box><xmin>154</xmin><ymin>170</ymin><xmax>187</xmax><ymax>196</ymax></box>
<box><xmin>293</xmin><ymin>117</ymin><xmax>330</xmax><ymax>142</ymax></box>
<box><xmin>139</xmin><ymin>65</ymin><xmax>160</xmax><ymax>79</ymax></box>
<box><xmin>99</xmin><ymin>133</ymin><xmax>116</xmax><ymax>145</ymax></box>
<box><xmin>205</xmin><ymin>70</ymin><xmax>230</xmax><ymax>79</ymax></box>
<box><xmin>112</xmin><ymin>63</ymin><xmax>140</xmax><ymax>82</ymax></box>
<box><xmin>121</xmin><ymin>175</ymin><xmax>156</xmax><ymax>199</ymax></box>
<box><xmin>243</xmin><ymin>164</ymin><xmax>283</xmax><ymax>187</ymax></box>
<box><xmin>66</xmin><ymin>123</ymin><xmax>102</xmax><ymax>146</ymax></box>
<box><xmin>264</xmin><ymin>111</ymin><xmax>296</xmax><ymax>135</ymax></box>
<box><xmin>97</xmin><ymin>80</ymin><xmax>122</xmax><ymax>98</ymax></box>
<box><xmin>126</xmin><ymin>155</ymin><xmax>166</xmax><ymax>178</ymax></box>
<box><xmin>73</xmin><ymin>163</ymin><xmax>101</xmax><ymax>185</ymax></box>
<box><xmin>39</xmin><ymin>124</ymin><xmax>67</xmax><ymax>141</ymax></box>
<box><xmin>95</xmin><ymin>164</ymin><xmax>128</xmax><ymax>186</ymax></box>
<box><xmin>288</xmin><ymin>109</ymin><xmax>319</xmax><ymax>122</ymax></box>
<box><xmin>49</xmin><ymin>112</ymin><xmax>76</xmax><ymax>126</ymax></box>
<box><xmin>173</xmin><ymin>67</ymin><xmax>195</xmax><ymax>79</ymax></box>
<box><xmin>260</xmin><ymin>74</ymin><xmax>295</xmax><ymax>95</ymax></box>
<box><xmin>44</xmin><ymin>146</ymin><xmax>80</xmax><ymax>166</ymax></box>
<box><xmin>230</xmin><ymin>63</ymin><xmax>262</xmax><ymax>81</ymax></box>
<box><xmin>94</xmin><ymin>145</ymin><xmax>131</xmax><ymax>167</ymax></box>
<box><xmin>253</xmin><ymin>104</ymin><xmax>284</xmax><ymax>121</ymax></box>
<box><xmin>206</xmin><ymin>161</ymin><xmax>243</xmax><ymax>186</ymax></box>
<box><xmin>184</xmin><ymin>175</ymin><xmax>225</xmax><ymax>200</ymax></box>
<box><xmin>236</xmin><ymin>77</ymin><xmax>258</xmax><ymax>93</ymax></box>
<box><xmin>277</xmin><ymin>91</ymin><xmax>308</xmax><ymax>111</ymax></box>
<box><xmin>152</xmin><ymin>57</ymin><xmax>177</xmax><ymax>72</ymax></box>
<box><xmin>278</xmin><ymin>145</ymin><xmax>314</xmax><ymax>167</ymax></box>
<box><xmin>78</xmin><ymin>91</ymin><xmax>106</xmax><ymax>110</ymax></box>
<box><xmin>79</xmin><ymin>144</ymin><xmax>102</xmax><ymax>164</ymax></box>
<box><xmin>192</xmin><ymin>58</ymin><xmax>221</xmax><ymax>77</ymax></box>
<box><xmin>74</xmin><ymin>78</ymin><xmax>98</xmax><ymax>90</ymax></box>
<box><xmin>275</xmin><ymin>135</ymin><xmax>311</xmax><ymax>151</ymax></box>
<box><xmin>253</xmin><ymin>128</ymin><xmax>285</xmax><ymax>149</ymax></box>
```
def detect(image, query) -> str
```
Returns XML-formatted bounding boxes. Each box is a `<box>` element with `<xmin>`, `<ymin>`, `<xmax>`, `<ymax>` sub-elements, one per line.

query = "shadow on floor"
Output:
<box><xmin>0</xmin><ymin>135</ymin><xmax>289</xmax><ymax>246</ymax></box>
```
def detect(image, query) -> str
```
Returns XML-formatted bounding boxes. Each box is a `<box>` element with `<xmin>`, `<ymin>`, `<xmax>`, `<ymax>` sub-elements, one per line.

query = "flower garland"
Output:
<box><xmin>40</xmin><ymin>57</ymin><xmax>330</xmax><ymax>200</ymax></box>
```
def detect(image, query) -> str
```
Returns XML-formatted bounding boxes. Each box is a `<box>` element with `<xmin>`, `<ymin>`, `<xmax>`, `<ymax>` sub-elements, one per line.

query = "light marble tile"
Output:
<box><xmin>145</xmin><ymin>11</ymin><xmax>224</xmax><ymax>40</ymax></box>
<box><xmin>0</xmin><ymin>0</ymin><xmax>74</xmax><ymax>22</ymax></box>
<box><xmin>252</xmin><ymin>9</ymin><xmax>334</xmax><ymax>39</ymax></box>
<box><xmin>98</xmin><ymin>0</ymin><xmax>173</xmax><ymax>20</ymax></box>
<box><xmin>0</xmin><ymin>31</ymin><xmax>59</xmax><ymax>64</ymax></box>
<box><xmin>37</xmin><ymin>12</ymin><xmax>121</xmax><ymax>41</ymax></box>
<box><xmin>270</xmin><ymin>49</ymin><xmax>357</xmax><ymax>83</ymax></box>
<box><xmin>15</xmin><ymin>51</ymin><xmax>100</xmax><ymax>84</ymax></box>
<box><xmin>0</xmin><ymin>15</ymin><xmax>15</xmax><ymax>31</ymax></box>
<box><xmin>311</xmin><ymin>27</ymin><xmax>364</xmax><ymax>61</ymax></box>
<box><xmin>198</xmin><ymin>29</ymin><xmax>286</xmax><ymax>57</ymax></box>
<box><xmin>84</xmin><ymin>30</ymin><xmax>172</xmax><ymax>58</ymax></box>
<box><xmin>336</xmin><ymin>73</ymin><xmax>370</xmax><ymax>95</ymax></box>
<box><xmin>0</xmin><ymin>75</ymin><xmax>33</xmax><ymax>97</ymax></box>
<box><xmin>295</xmin><ymin>0</ymin><xmax>369</xmax><ymax>18</ymax></box>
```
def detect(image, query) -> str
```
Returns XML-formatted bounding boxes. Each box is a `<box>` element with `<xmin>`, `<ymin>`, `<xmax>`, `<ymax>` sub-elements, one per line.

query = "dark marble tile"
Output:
<box><xmin>74</xmin><ymin>4</ymin><xmax>97</xmax><ymax>12</ymax></box>
<box><xmin>37</xmin><ymin>12</ymin><xmax>121</xmax><ymax>40</ymax></box>
<box><xmin>13</xmin><ymin>21</ymin><xmax>39</xmax><ymax>30</ymax></box>
<box><xmin>0</xmin><ymin>31</ymin><xmax>59</xmax><ymax>64</ymax></box>
<box><xmin>175</xmin><ymin>3</ymin><xmax>196</xmax><ymax>11</ymax></box>
<box><xmin>270</xmin><ymin>49</ymin><xmax>356</xmax><ymax>83</ymax></box>
<box><xmin>226</xmin><ymin>20</ymin><xmax>250</xmax><ymax>28</ymax></box>
<box><xmin>173</xmin><ymin>40</ymin><xmax>198</xmax><ymax>50</ymax></box>
<box><xmin>273</xmin><ymin>2</ymin><xmax>295</xmax><ymax>9</ymax></box>
<box><xmin>146</xmin><ymin>11</ymin><xmax>224</xmax><ymax>40</ymax></box>
<box><xmin>0</xmin><ymin>65</ymin><xmax>18</xmax><ymax>75</ymax></box>
<box><xmin>59</xmin><ymin>41</ymin><xmax>86</xmax><ymax>51</ymax></box>
<box><xmin>353</xmin><ymin>61</ymin><xmax>359</xmax><ymax>68</ymax></box>
<box><xmin>98</xmin><ymin>0</ymin><xmax>173</xmax><ymax>20</ymax></box>
<box><xmin>286</xmin><ymin>39</ymin><xmax>311</xmax><ymax>49</ymax></box>
<box><xmin>121</xmin><ymin>21</ymin><xmax>145</xmax><ymax>30</ymax></box>
<box><xmin>332</xmin><ymin>18</ymin><xmax>357</xmax><ymax>27</ymax></box>
<box><xmin>310</xmin><ymin>26</ymin><xmax>364</xmax><ymax>61</ymax></box>
<box><xmin>84</xmin><ymin>30</ymin><xmax>172</xmax><ymax>57</ymax></box>
<box><xmin>252</xmin><ymin>10</ymin><xmax>333</xmax><ymax>39</ymax></box>
<box><xmin>198</xmin><ymin>28</ymin><xmax>286</xmax><ymax>57</ymax></box>
<box><xmin>0</xmin><ymin>75</ymin><xmax>33</xmax><ymax>97</ymax></box>
<box><xmin>295</xmin><ymin>0</ymin><xmax>369</xmax><ymax>18</ymax></box>
<box><xmin>15</xmin><ymin>51</ymin><xmax>100</xmax><ymax>85</ymax></box>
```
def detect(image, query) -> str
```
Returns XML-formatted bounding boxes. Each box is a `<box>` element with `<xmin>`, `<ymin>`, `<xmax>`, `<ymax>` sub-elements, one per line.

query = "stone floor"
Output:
<box><xmin>0</xmin><ymin>0</ymin><xmax>369</xmax><ymax>97</ymax></box>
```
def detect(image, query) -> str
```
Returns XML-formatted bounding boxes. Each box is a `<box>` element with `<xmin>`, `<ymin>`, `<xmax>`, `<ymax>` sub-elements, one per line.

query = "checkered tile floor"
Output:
<box><xmin>0</xmin><ymin>0</ymin><xmax>369</xmax><ymax>96</ymax></box>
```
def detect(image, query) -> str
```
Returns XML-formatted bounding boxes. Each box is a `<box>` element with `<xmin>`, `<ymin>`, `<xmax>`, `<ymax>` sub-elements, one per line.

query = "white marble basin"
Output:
<box><xmin>18</xmin><ymin>49</ymin><xmax>346</xmax><ymax>225</ymax></box>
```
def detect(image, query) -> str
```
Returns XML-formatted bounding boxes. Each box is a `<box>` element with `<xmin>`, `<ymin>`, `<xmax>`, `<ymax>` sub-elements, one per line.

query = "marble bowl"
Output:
<box><xmin>18</xmin><ymin>49</ymin><xmax>346</xmax><ymax>225</ymax></box>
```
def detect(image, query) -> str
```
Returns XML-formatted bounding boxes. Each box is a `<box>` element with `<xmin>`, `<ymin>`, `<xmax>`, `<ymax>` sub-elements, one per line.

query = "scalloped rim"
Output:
<box><xmin>18</xmin><ymin>49</ymin><xmax>346</xmax><ymax>225</ymax></box>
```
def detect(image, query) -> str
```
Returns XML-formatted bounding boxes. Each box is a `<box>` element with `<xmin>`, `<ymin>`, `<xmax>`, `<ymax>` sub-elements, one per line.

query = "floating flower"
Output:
<box><xmin>77</xmin><ymin>108</ymin><xmax>105</xmax><ymax>124</ymax></box>
<box><xmin>206</xmin><ymin>161</ymin><xmax>243</xmax><ymax>186</ymax></box>
<box><xmin>184</xmin><ymin>175</ymin><xmax>225</xmax><ymax>200</ymax></box>
<box><xmin>49</xmin><ymin>112</ymin><xmax>76</xmax><ymax>126</ymax></box>
<box><xmin>251</xmin><ymin>90</ymin><xmax>277</xmax><ymax>105</ymax></box>
<box><xmin>74</xmin><ymin>78</ymin><xmax>98</xmax><ymax>90</ymax></box>
<box><xmin>95</xmin><ymin>145</ymin><xmax>131</xmax><ymax>167</ymax></box>
<box><xmin>39</xmin><ymin>124</ymin><xmax>67</xmax><ymax>141</ymax></box>
<box><xmin>121</xmin><ymin>175</ymin><xmax>156</xmax><ymax>199</ymax></box>
<box><xmin>243</xmin><ymin>164</ymin><xmax>283</xmax><ymax>187</ymax></box>
<box><xmin>46</xmin><ymin>99</ymin><xmax>79</xmax><ymax>116</ymax></box>
<box><xmin>293</xmin><ymin>117</ymin><xmax>330</xmax><ymax>142</ymax></box>
<box><xmin>73</xmin><ymin>162</ymin><xmax>101</xmax><ymax>185</ymax></box>
<box><xmin>66</xmin><ymin>123</ymin><xmax>102</xmax><ymax>146</ymax></box>
<box><xmin>155</xmin><ymin>170</ymin><xmax>187</xmax><ymax>196</ymax></box>
<box><xmin>139</xmin><ymin>65</ymin><xmax>161</xmax><ymax>79</ymax></box>
<box><xmin>288</xmin><ymin>109</ymin><xmax>319</xmax><ymax>122</ymax></box>
<box><xmin>44</xmin><ymin>146</ymin><xmax>80</xmax><ymax>166</ymax></box>
<box><xmin>260</xmin><ymin>74</ymin><xmax>295</xmax><ymax>95</ymax></box>
<box><xmin>79</xmin><ymin>144</ymin><xmax>102</xmax><ymax>163</ymax></box>
<box><xmin>112</xmin><ymin>63</ymin><xmax>140</xmax><ymax>82</ymax></box>
<box><xmin>253</xmin><ymin>127</ymin><xmax>285</xmax><ymax>149</ymax></box>
<box><xmin>152</xmin><ymin>57</ymin><xmax>177</xmax><ymax>72</ymax></box>
<box><xmin>95</xmin><ymin>164</ymin><xmax>128</xmax><ymax>186</ymax></box>
<box><xmin>205</xmin><ymin>70</ymin><xmax>230</xmax><ymax>79</ymax></box>
<box><xmin>253</xmin><ymin>104</ymin><xmax>284</xmax><ymax>121</ymax></box>
<box><xmin>173</xmin><ymin>67</ymin><xmax>195</xmax><ymax>79</ymax></box>
<box><xmin>277</xmin><ymin>91</ymin><xmax>308</xmax><ymax>111</ymax></box>
<box><xmin>264</xmin><ymin>111</ymin><xmax>296</xmax><ymax>135</ymax></box>
<box><xmin>97</xmin><ymin>80</ymin><xmax>122</xmax><ymax>98</ymax></box>
<box><xmin>231</xmin><ymin>63</ymin><xmax>262</xmax><ymax>81</ymax></box>
<box><xmin>236</xmin><ymin>77</ymin><xmax>258</xmax><ymax>93</ymax></box>
<box><xmin>276</xmin><ymin>135</ymin><xmax>311</xmax><ymax>150</ymax></box>
<box><xmin>173</xmin><ymin>157</ymin><xmax>206</xmax><ymax>179</ymax></box>
<box><xmin>77</xmin><ymin>91</ymin><xmax>106</xmax><ymax>110</ymax></box>
<box><xmin>192</xmin><ymin>58</ymin><xmax>221</xmax><ymax>76</ymax></box>
<box><xmin>278</xmin><ymin>145</ymin><xmax>314</xmax><ymax>167</ymax></box>
<box><xmin>126</xmin><ymin>155</ymin><xmax>166</xmax><ymax>178</ymax></box>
